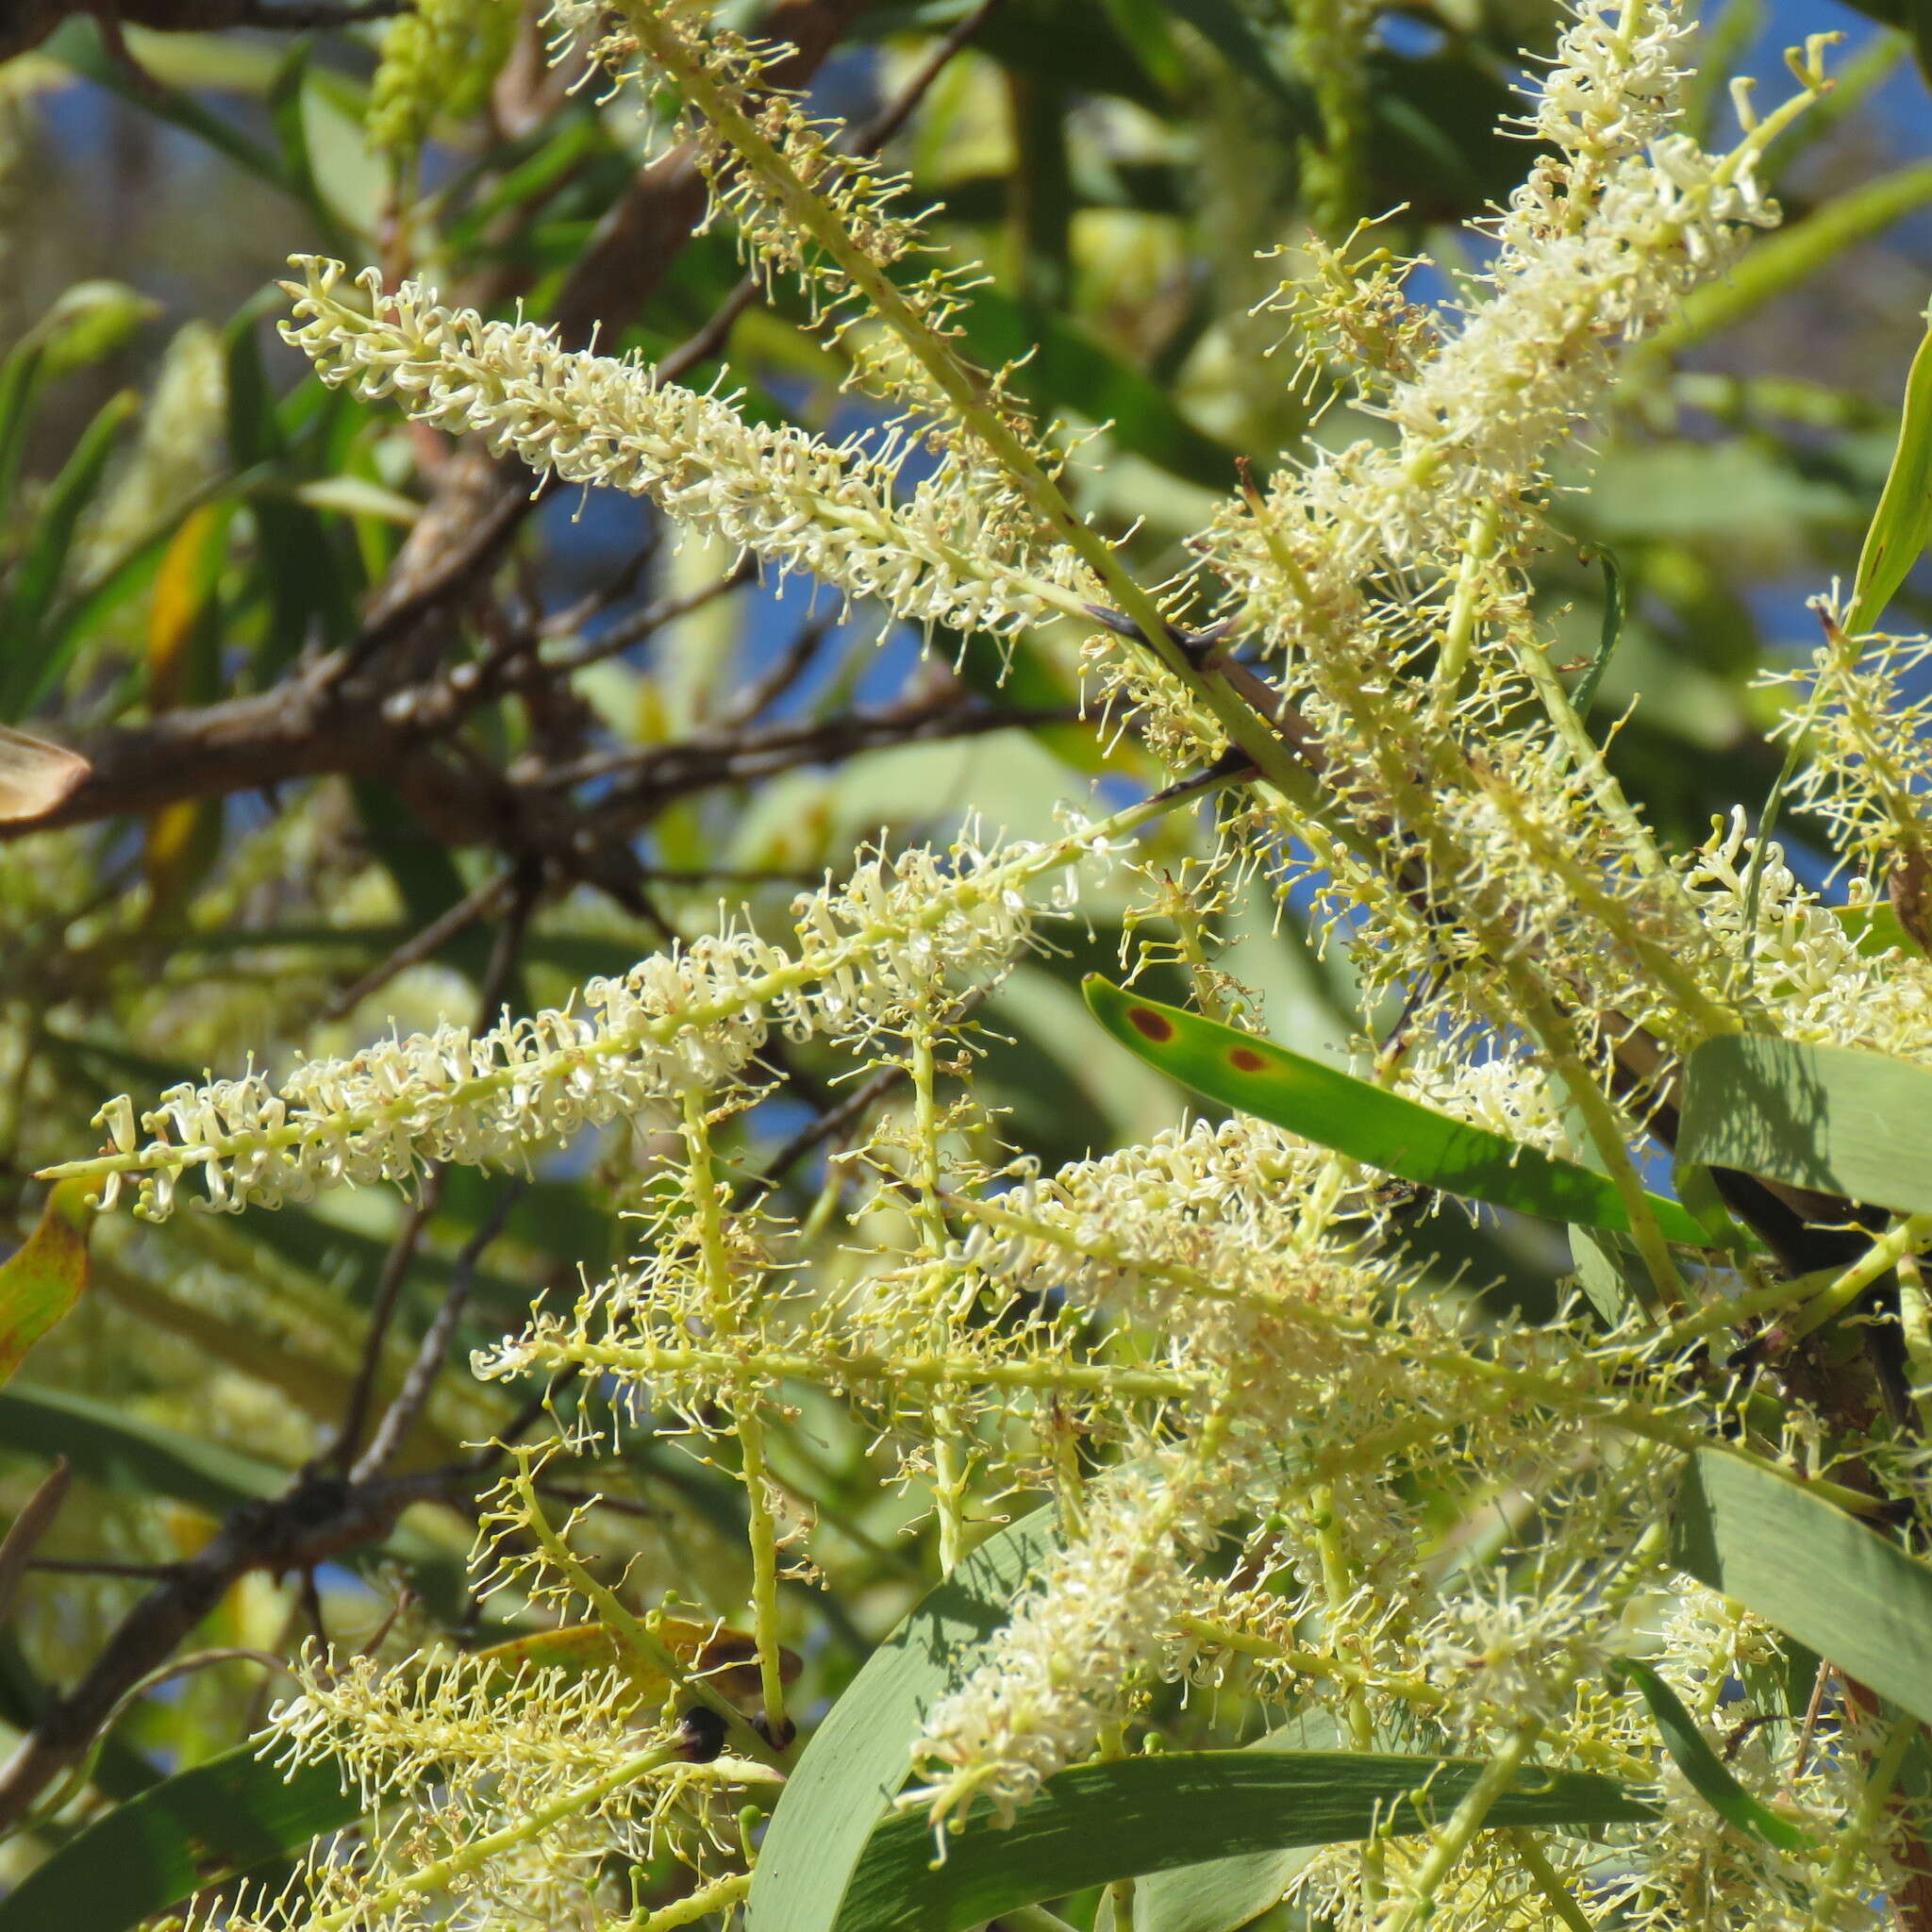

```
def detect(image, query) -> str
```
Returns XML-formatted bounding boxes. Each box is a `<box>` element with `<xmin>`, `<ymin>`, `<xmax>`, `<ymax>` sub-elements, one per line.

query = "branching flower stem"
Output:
<box><xmin>909</xmin><ymin>1017</ymin><xmax>970</xmax><ymax>1569</ymax></box>
<box><xmin>1383</xmin><ymin>1721</ymin><xmax>1544</xmax><ymax>1931</ymax></box>
<box><xmin>1781</xmin><ymin>1208</ymin><xmax>1932</xmax><ymax>1344</ymax></box>
<box><xmin>1661</xmin><ymin>1209</ymin><xmax>1932</xmax><ymax>1349</ymax></box>
<box><xmin>1799</xmin><ymin>1707</ymin><xmax>1918</xmax><ymax>1932</ymax></box>
<box><xmin>309</xmin><ymin>1738</ymin><xmax>685</xmax><ymax>1931</ymax></box>
<box><xmin>41</xmin><ymin>781</ymin><xmax>1213</xmax><ymax>1205</ymax></box>
<box><xmin>609</xmin><ymin>1870</ymin><xmax>754</xmax><ymax>1932</ymax></box>
<box><xmin>1507</xmin><ymin>1828</ymin><xmax>1596</xmax><ymax>1932</ymax></box>
<box><xmin>1428</xmin><ymin>501</ymin><xmax>1502</xmax><ymax>727</ymax></box>
<box><xmin>680</xmin><ymin>1088</ymin><xmax>789</xmax><ymax>1737</ymax></box>
<box><xmin>1309</xmin><ymin>1480</ymin><xmax>1386</xmax><ymax>1906</ymax></box>
<box><xmin>507</xmin><ymin>1456</ymin><xmax>789</xmax><ymax>1771</ymax></box>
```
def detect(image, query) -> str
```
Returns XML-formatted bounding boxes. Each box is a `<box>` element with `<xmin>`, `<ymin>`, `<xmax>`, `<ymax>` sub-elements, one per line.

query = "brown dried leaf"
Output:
<box><xmin>0</xmin><ymin>724</ymin><xmax>88</xmax><ymax>824</ymax></box>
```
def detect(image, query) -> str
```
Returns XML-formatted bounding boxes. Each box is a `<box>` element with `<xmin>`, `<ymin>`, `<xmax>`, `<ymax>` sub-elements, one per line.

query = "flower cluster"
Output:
<box><xmin>366</xmin><ymin>0</ymin><xmax>516</xmax><ymax>168</ymax></box>
<box><xmin>45</xmin><ymin>2</ymin><xmax>1932</xmax><ymax>1928</ymax></box>
<box><xmin>281</xmin><ymin>260</ymin><xmax>1087</xmax><ymax>641</ymax></box>
<box><xmin>1683</xmin><ymin>810</ymin><xmax>1932</xmax><ymax>1065</ymax></box>
<box><xmin>1204</xmin><ymin>0</ymin><xmax>1788</xmax><ymax>658</ymax></box>
<box><xmin>55</xmin><ymin>822</ymin><xmax>1100</xmax><ymax>1217</ymax></box>
<box><xmin>1765</xmin><ymin>620</ymin><xmax>1932</xmax><ymax>882</ymax></box>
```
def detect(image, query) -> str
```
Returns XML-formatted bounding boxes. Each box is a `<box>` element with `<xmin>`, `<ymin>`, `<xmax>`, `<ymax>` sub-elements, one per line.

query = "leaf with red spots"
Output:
<box><xmin>1082</xmin><ymin>977</ymin><xmax>1710</xmax><ymax>1244</ymax></box>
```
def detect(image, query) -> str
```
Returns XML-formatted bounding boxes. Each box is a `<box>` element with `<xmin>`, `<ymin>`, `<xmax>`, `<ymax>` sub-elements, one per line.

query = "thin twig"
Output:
<box><xmin>541</xmin><ymin>561</ymin><xmax>756</xmax><ymax>675</ymax></box>
<box><xmin>320</xmin><ymin>870</ymin><xmax>515</xmax><ymax>1023</ymax></box>
<box><xmin>0</xmin><ymin>1459</ymin><xmax>71</xmax><ymax>1625</ymax></box>
<box><xmin>327</xmin><ymin>1169</ymin><xmax>450</xmax><ymax>1474</ymax></box>
<box><xmin>328</xmin><ymin>865</ymin><xmax>538</xmax><ymax>1472</ymax></box>
<box><xmin>719</xmin><ymin>612</ymin><xmax>837</xmax><ymax>729</ymax></box>
<box><xmin>25</xmin><ymin>1557</ymin><xmax>175</xmax><ymax>1580</ymax></box>
<box><xmin>656</xmin><ymin>0</ymin><xmax>1003</xmax><ymax>380</ymax></box>
<box><xmin>353</xmin><ymin>1182</ymin><xmax>526</xmax><ymax>1484</ymax></box>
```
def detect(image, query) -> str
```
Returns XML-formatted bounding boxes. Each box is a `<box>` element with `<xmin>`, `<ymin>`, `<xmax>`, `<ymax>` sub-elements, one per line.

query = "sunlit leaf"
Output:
<box><xmin>1607</xmin><ymin>1657</ymin><xmax>1812</xmax><ymax>1852</ymax></box>
<box><xmin>747</xmin><ymin>1506</ymin><xmax>1061</xmax><ymax>1932</ymax></box>
<box><xmin>1679</xmin><ymin>1032</ymin><xmax>1932</xmax><ymax>1215</ymax></box>
<box><xmin>836</xmin><ymin>1751</ymin><xmax>1657</xmax><ymax>1932</ymax></box>
<box><xmin>1674</xmin><ymin>1450</ymin><xmax>1932</xmax><ymax>1727</ymax></box>
<box><xmin>1083</xmin><ymin>976</ymin><xmax>1709</xmax><ymax>1242</ymax></box>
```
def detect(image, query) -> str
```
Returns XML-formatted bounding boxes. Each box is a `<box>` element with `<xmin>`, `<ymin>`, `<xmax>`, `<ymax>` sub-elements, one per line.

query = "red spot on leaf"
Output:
<box><xmin>1228</xmin><ymin>1047</ymin><xmax>1268</xmax><ymax>1074</ymax></box>
<box><xmin>1128</xmin><ymin>1007</ymin><xmax>1175</xmax><ymax>1043</ymax></box>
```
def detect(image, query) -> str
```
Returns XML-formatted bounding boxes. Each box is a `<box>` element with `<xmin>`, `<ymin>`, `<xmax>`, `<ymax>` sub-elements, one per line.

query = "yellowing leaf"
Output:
<box><xmin>475</xmin><ymin>1616</ymin><xmax>799</xmax><ymax>1707</ymax></box>
<box><xmin>0</xmin><ymin>1181</ymin><xmax>95</xmax><ymax>1388</ymax></box>
<box><xmin>145</xmin><ymin>502</ymin><xmax>226</xmax><ymax>711</ymax></box>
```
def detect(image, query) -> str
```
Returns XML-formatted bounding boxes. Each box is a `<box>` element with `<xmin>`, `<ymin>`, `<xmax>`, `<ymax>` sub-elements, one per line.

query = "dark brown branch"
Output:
<box><xmin>0</xmin><ymin>1464</ymin><xmax>468</xmax><ymax>1828</ymax></box>
<box><xmin>0</xmin><ymin>0</ymin><xmax>406</xmax><ymax>66</ymax></box>
<box><xmin>4</xmin><ymin>0</ymin><xmax>874</xmax><ymax>844</ymax></box>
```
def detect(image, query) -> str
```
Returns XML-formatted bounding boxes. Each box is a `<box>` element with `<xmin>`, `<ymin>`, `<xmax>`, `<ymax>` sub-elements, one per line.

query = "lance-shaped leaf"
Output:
<box><xmin>1846</xmin><ymin>300</ymin><xmax>1932</xmax><ymax>638</ymax></box>
<box><xmin>1679</xmin><ymin>1033</ymin><xmax>1932</xmax><ymax>1216</ymax></box>
<box><xmin>1607</xmin><ymin>1657</ymin><xmax>1812</xmax><ymax>1852</ymax></box>
<box><xmin>1673</xmin><ymin>1449</ymin><xmax>1932</xmax><ymax>1727</ymax></box>
<box><xmin>0</xmin><ymin>1742</ymin><xmax>359</xmax><ymax>1932</ymax></box>
<box><xmin>0</xmin><ymin>1181</ymin><xmax>94</xmax><ymax>1388</ymax></box>
<box><xmin>835</xmin><ymin>1750</ymin><xmax>1657</xmax><ymax>1932</ymax></box>
<box><xmin>746</xmin><ymin>1506</ymin><xmax>1061</xmax><ymax>1932</ymax></box>
<box><xmin>1083</xmin><ymin>977</ymin><xmax>1708</xmax><ymax>1243</ymax></box>
<box><xmin>1128</xmin><ymin>1712</ymin><xmax>1340</xmax><ymax>1932</ymax></box>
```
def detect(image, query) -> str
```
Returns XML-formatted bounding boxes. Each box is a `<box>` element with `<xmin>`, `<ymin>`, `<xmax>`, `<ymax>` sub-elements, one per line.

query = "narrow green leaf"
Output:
<box><xmin>1679</xmin><ymin>1032</ymin><xmax>1932</xmax><ymax>1216</ymax></box>
<box><xmin>1847</xmin><ymin>302</ymin><xmax>1932</xmax><ymax>638</ymax></box>
<box><xmin>1607</xmin><ymin>1657</ymin><xmax>1812</xmax><ymax>1852</ymax></box>
<box><xmin>1673</xmin><ymin>1449</ymin><xmax>1932</xmax><ymax>1726</ymax></box>
<box><xmin>0</xmin><ymin>1742</ymin><xmax>359</xmax><ymax>1932</ymax></box>
<box><xmin>0</xmin><ymin>1182</ymin><xmax>93</xmax><ymax>1388</ymax></box>
<box><xmin>43</xmin><ymin>19</ymin><xmax>296</xmax><ymax>204</ymax></box>
<box><xmin>1128</xmin><ymin>1714</ymin><xmax>1339</xmax><ymax>1932</ymax></box>
<box><xmin>0</xmin><ymin>282</ymin><xmax>156</xmax><ymax>536</ymax></box>
<box><xmin>1083</xmin><ymin>976</ymin><xmax>1709</xmax><ymax>1244</ymax></box>
<box><xmin>1574</xmin><ymin>548</ymin><xmax>1625</xmax><ymax>720</ymax></box>
<box><xmin>0</xmin><ymin>341</ymin><xmax>47</xmax><ymax>539</ymax></box>
<box><xmin>0</xmin><ymin>1382</ymin><xmax>285</xmax><ymax>1515</ymax></box>
<box><xmin>0</xmin><ymin>390</ymin><xmax>138</xmax><ymax>720</ymax></box>
<box><xmin>746</xmin><ymin>1506</ymin><xmax>1061</xmax><ymax>1932</ymax></box>
<box><xmin>1570</xmin><ymin>1225</ymin><xmax>1647</xmax><ymax>1326</ymax></box>
<box><xmin>836</xmin><ymin>1751</ymin><xmax>1658</xmax><ymax>1932</ymax></box>
<box><xmin>226</xmin><ymin>320</ymin><xmax>356</xmax><ymax>671</ymax></box>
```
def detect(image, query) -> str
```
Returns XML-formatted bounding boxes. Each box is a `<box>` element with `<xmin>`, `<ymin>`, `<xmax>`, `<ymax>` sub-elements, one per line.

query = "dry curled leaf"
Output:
<box><xmin>0</xmin><ymin>723</ymin><xmax>88</xmax><ymax>824</ymax></box>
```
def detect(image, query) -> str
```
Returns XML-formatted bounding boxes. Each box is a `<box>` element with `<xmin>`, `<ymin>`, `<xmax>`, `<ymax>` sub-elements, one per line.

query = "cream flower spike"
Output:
<box><xmin>278</xmin><ymin>259</ymin><xmax>1091</xmax><ymax>641</ymax></box>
